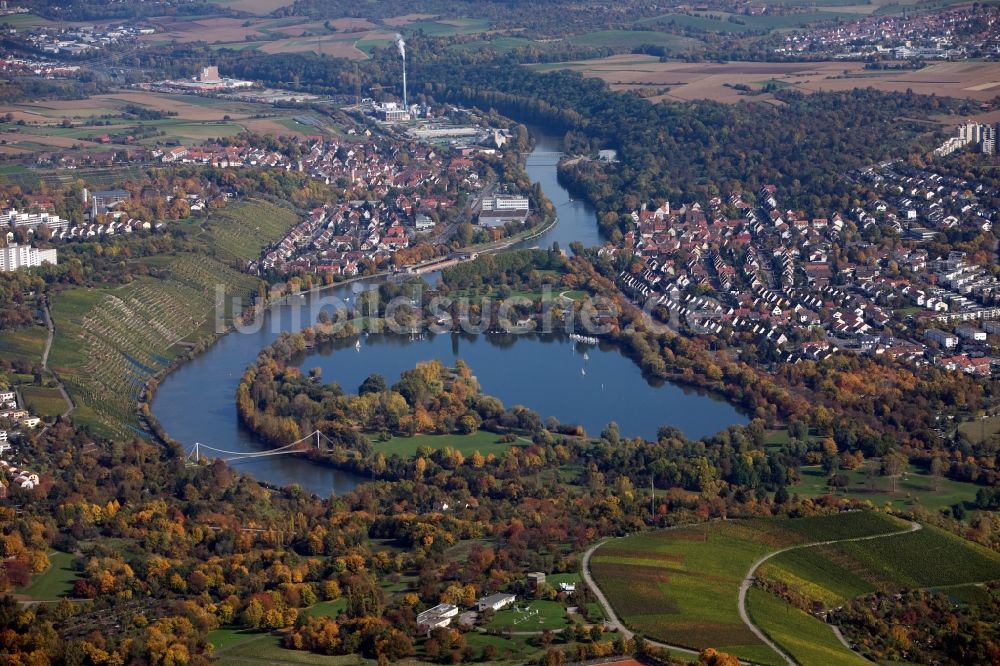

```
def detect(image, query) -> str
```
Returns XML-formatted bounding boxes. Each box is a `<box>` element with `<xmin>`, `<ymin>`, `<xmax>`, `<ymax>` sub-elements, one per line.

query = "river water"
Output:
<box><xmin>152</xmin><ymin>129</ymin><xmax>746</xmax><ymax>496</ymax></box>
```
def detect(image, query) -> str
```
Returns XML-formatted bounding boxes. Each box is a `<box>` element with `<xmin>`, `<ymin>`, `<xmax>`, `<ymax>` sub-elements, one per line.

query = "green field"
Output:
<box><xmin>486</xmin><ymin>599</ymin><xmax>569</xmax><ymax>631</ymax></box>
<box><xmin>569</xmin><ymin>30</ymin><xmax>700</xmax><ymax>51</ymax></box>
<box><xmin>18</xmin><ymin>385</ymin><xmax>68</xmax><ymax>419</ymax></box>
<box><xmin>451</xmin><ymin>37</ymin><xmax>537</xmax><ymax>54</ymax></box>
<box><xmin>589</xmin><ymin>512</ymin><xmax>907</xmax><ymax>663</ymax></box>
<box><xmin>16</xmin><ymin>551</ymin><xmax>78</xmax><ymax>600</ymax></box>
<box><xmin>792</xmin><ymin>462</ymin><xmax>983</xmax><ymax>512</ymax></box>
<box><xmin>401</xmin><ymin>18</ymin><xmax>491</xmax><ymax>37</ymax></box>
<box><xmin>0</xmin><ymin>325</ymin><xmax>46</xmax><ymax>364</ymax></box>
<box><xmin>372</xmin><ymin>430</ymin><xmax>518</xmax><ymax>458</ymax></box>
<box><xmin>746</xmin><ymin>588</ymin><xmax>869</xmax><ymax>666</ymax></box>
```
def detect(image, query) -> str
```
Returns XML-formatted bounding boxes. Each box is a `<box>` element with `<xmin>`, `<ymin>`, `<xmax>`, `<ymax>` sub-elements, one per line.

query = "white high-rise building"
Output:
<box><xmin>0</xmin><ymin>243</ymin><xmax>57</xmax><ymax>272</ymax></box>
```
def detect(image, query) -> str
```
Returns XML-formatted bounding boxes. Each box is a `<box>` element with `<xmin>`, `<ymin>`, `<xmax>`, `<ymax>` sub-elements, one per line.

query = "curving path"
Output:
<box><xmin>583</xmin><ymin>519</ymin><xmax>921</xmax><ymax>666</ymax></box>
<box><xmin>736</xmin><ymin>519</ymin><xmax>922</xmax><ymax>666</ymax></box>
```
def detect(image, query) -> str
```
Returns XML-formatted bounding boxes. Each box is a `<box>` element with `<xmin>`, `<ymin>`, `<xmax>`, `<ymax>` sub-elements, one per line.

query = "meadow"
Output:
<box><xmin>792</xmin><ymin>462</ymin><xmax>983</xmax><ymax>512</ymax></box>
<box><xmin>589</xmin><ymin>512</ymin><xmax>908</xmax><ymax>663</ymax></box>
<box><xmin>0</xmin><ymin>324</ymin><xmax>46</xmax><ymax>364</ymax></box>
<box><xmin>18</xmin><ymin>386</ymin><xmax>69</xmax><ymax>419</ymax></box>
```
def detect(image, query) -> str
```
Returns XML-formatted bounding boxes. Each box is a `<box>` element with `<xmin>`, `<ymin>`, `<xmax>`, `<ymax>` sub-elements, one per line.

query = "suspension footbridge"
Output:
<box><xmin>186</xmin><ymin>430</ymin><xmax>338</xmax><ymax>464</ymax></box>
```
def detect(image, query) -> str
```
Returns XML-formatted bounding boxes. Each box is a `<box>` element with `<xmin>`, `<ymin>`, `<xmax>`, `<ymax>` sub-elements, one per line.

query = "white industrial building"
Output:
<box><xmin>0</xmin><ymin>243</ymin><xmax>57</xmax><ymax>272</ymax></box>
<box><xmin>476</xmin><ymin>592</ymin><xmax>516</xmax><ymax>612</ymax></box>
<box><xmin>416</xmin><ymin>603</ymin><xmax>458</xmax><ymax>632</ymax></box>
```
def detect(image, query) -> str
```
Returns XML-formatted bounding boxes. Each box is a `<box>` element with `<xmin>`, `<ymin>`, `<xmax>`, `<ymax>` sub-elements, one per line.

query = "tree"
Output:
<box><xmin>881</xmin><ymin>451</ymin><xmax>906</xmax><ymax>493</ymax></box>
<box><xmin>930</xmin><ymin>456</ymin><xmax>944</xmax><ymax>492</ymax></box>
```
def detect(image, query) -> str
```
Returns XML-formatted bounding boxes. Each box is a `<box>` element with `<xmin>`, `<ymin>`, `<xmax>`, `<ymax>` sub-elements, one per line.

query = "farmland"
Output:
<box><xmin>531</xmin><ymin>55</ymin><xmax>1000</xmax><ymax>104</ymax></box>
<box><xmin>0</xmin><ymin>90</ymin><xmax>322</xmax><ymax>157</ymax></box>
<box><xmin>44</xmin><ymin>199</ymin><xmax>297</xmax><ymax>437</ymax></box>
<box><xmin>588</xmin><ymin>512</ymin><xmax>910</xmax><ymax>663</ymax></box>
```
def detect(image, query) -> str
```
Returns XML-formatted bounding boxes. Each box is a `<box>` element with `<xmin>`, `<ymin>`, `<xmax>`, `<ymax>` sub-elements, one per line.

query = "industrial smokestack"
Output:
<box><xmin>395</xmin><ymin>33</ymin><xmax>407</xmax><ymax>108</ymax></box>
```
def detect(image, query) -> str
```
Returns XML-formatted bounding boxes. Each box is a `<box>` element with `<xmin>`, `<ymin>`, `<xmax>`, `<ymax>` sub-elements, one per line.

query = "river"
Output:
<box><xmin>152</xmin><ymin>128</ymin><xmax>746</xmax><ymax>496</ymax></box>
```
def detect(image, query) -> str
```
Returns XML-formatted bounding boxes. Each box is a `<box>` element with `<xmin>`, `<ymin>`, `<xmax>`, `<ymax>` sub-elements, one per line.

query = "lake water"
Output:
<box><xmin>151</xmin><ymin>128</ymin><xmax>745</xmax><ymax>496</ymax></box>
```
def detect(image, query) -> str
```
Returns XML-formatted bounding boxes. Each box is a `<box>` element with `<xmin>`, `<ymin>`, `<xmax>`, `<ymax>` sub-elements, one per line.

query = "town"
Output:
<box><xmin>613</xmin><ymin>157</ymin><xmax>1000</xmax><ymax>378</ymax></box>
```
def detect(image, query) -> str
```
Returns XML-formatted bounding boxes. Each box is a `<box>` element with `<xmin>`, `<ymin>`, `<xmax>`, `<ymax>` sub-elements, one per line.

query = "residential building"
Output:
<box><xmin>1</xmin><ymin>208</ymin><xmax>68</xmax><ymax>234</ymax></box>
<box><xmin>955</xmin><ymin>324</ymin><xmax>987</xmax><ymax>341</ymax></box>
<box><xmin>925</xmin><ymin>328</ymin><xmax>959</xmax><ymax>348</ymax></box>
<box><xmin>0</xmin><ymin>243</ymin><xmax>57</xmax><ymax>272</ymax></box>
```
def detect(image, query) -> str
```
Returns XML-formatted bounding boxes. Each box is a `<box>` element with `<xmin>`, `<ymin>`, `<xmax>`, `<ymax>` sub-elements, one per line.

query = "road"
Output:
<box><xmin>41</xmin><ymin>301</ymin><xmax>74</xmax><ymax>420</ymax></box>
<box><xmin>582</xmin><ymin>519</ymin><xmax>922</xmax><ymax>666</ymax></box>
<box><xmin>736</xmin><ymin>519</ymin><xmax>922</xmax><ymax>666</ymax></box>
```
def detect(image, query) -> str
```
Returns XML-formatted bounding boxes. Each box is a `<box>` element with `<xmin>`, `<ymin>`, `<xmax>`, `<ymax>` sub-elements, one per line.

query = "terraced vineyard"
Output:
<box><xmin>589</xmin><ymin>512</ymin><xmax>906</xmax><ymax>664</ymax></box>
<box><xmin>592</xmin><ymin>512</ymin><xmax>1000</xmax><ymax>666</ymax></box>
<box><xmin>49</xmin><ymin>253</ymin><xmax>261</xmax><ymax>437</ymax></box>
<box><xmin>205</xmin><ymin>198</ymin><xmax>300</xmax><ymax>262</ymax></box>
<box><xmin>760</xmin><ymin>524</ymin><xmax>1000</xmax><ymax>609</ymax></box>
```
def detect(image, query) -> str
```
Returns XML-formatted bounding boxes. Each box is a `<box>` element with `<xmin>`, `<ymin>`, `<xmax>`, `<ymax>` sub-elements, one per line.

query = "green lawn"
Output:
<box><xmin>208</xmin><ymin>626</ymin><xmax>268</xmax><ymax>652</ymax></box>
<box><xmin>792</xmin><ymin>462</ymin><xmax>983</xmax><ymax>512</ymax></box>
<box><xmin>304</xmin><ymin>598</ymin><xmax>347</xmax><ymax>618</ymax></box>
<box><xmin>589</xmin><ymin>512</ymin><xmax>907</xmax><ymax>664</ymax></box>
<box><xmin>214</xmin><ymin>632</ymin><xmax>368</xmax><ymax>665</ymax></box>
<box><xmin>16</xmin><ymin>551</ymin><xmax>78</xmax><ymax>600</ymax></box>
<box><xmin>486</xmin><ymin>599</ymin><xmax>569</xmax><ymax>631</ymax></box>
<box><xmin>18</xmin><ymin>385</ymin><xmax>68</xmax><ymax>419</ymax></box>
<box><xmin>462</xmin><ymin>632</ymin><xmax>539</xmax><ymax>661</ymax></box>
<box><xmin>747</xmin><ymin>588</ymin><xmax>869</xmax><ymax>666</ymax></box>
<box><xmin>372</xmin><ymin>430</ymin><xmax>518</xmax><ymax>458</ymax></box>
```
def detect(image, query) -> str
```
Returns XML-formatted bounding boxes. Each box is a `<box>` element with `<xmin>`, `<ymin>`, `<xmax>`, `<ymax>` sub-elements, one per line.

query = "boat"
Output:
<box><xmin>569</xmin><ymin>333</ymin><xmax>598</xmax><ymax>345</ymax></box>
<box><xmin>581</xmin><ymin>368</ymin><xmax>586</xmax><ymax>376</ymax></box>
<box><xmin>355</xmin><ymin>339</ymin><xmax>361</xmax><ymax>352</ymax></box>
<box><xmin>583</xmin><ymin>352</ymin><xmax>589</xmax><ymax>361</ymax></box>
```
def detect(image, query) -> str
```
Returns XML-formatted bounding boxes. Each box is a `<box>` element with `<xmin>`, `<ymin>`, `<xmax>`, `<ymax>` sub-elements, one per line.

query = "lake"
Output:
<box><xmin>151</xmin><ymin>128</ymin><xmax>746</xmax><ymax>496</ymax></box>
